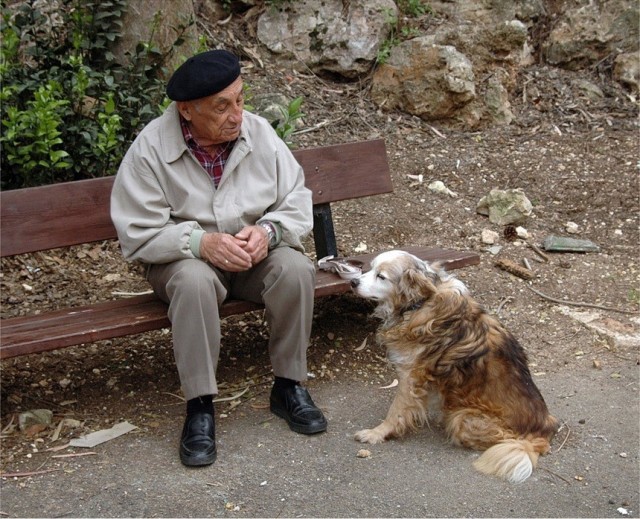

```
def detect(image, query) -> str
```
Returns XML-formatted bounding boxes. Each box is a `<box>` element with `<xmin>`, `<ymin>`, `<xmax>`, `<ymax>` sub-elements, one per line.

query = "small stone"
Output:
<box><xmin>565</xmin><ymin>221</ymin><xmax>579</xmax><ymax>234</ymax></box>
<box><xmin>357</xmin><ymin>449</ymin><xmax>372</xmax><ymax>458</ymax></box>
<box><xmin>481</xmin><ymin>229</ymin><xmax>500</xmax><ymax>245</ymax></box>
<box><xmin>428</xmin><ymin>180</ymin><xmax>457</xmax><ymax>197</ymax></box>
<box><xmin>18</xmin><ymin>409</ymin><xmax>53</xmax><ymax>432</ymax></box>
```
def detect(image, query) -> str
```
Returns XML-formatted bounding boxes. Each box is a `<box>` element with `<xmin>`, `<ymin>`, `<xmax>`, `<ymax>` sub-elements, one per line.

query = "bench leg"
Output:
<box><xmin>313</xmin><ymin>203</ymin><xmax>338</xmax><ymax>258</ymax></box>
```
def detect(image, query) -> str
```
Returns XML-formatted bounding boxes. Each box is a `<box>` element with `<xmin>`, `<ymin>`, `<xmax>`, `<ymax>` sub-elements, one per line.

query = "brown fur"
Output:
<box><xmin>351</xmin><ymin>250</ymin><xmax>558</xmax><ymax>483</ymax></box>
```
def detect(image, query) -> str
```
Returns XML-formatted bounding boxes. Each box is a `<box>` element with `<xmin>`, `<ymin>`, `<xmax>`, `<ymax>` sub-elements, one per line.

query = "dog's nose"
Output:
<box><xmin>350</xmin><ymin>278</ymin><xmax>360</xmax><ymax>288</ymax></box>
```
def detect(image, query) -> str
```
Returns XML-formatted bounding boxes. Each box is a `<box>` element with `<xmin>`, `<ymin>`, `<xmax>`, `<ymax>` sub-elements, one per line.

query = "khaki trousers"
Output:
<box><xmin>147</xmin><ymin>247</ymin><xmax>315</xmax><ymax>400</ymax></box>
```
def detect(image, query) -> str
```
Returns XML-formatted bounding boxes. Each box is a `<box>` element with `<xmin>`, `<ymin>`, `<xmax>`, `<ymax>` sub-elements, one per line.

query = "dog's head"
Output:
<box><xmin>351</xmin><ymin>250</ymin><xmax>467</xmax><ymax>320</ymax></box>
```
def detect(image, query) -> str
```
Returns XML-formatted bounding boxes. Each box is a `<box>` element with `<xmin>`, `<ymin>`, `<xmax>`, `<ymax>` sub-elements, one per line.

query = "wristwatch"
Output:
<box><xmin>259</xmin><ymin>221</ymin><xmax>278</xmax><ymax>249</ymax></box>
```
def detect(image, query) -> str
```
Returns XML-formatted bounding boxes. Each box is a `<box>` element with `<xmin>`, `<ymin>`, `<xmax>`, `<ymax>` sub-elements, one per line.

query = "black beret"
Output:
<box><xmin>166</xmin><ymin>49</ymin><xmax>241</xmax><ymax>101</ymax></box>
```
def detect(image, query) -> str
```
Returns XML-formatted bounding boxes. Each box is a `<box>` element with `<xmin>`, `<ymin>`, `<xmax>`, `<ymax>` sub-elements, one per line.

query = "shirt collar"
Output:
<box><xmin>159</xmin><ymin>103</ymin><xmax>250</xmax><ymax>163</ymax></box>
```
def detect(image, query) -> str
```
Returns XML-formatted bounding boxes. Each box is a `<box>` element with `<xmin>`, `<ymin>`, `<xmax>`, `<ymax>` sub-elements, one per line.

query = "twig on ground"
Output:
<box><xmin>0</xmin><ymin>468</ymin><xmax>59</xmax><ymax>478</ymax></box>
<box><xmin>540</xmin><ymin>467</ymin><xmax>572</xmax><ymax>484</ymax></box>
<box><xmin>216</xmin><ymin>13</ymin><xmax>233</xmax><ymax>25</ymax></box>
<box><xmin>527</xmin><ymin>242</ymin><xmax>550</xmax><ymax>262</ymax></box>
<box><xmin>292</xmin><ymin>120</ymin><xmax>331</xmax><ymax>135</ymax></box>
<box><xmin>51</xmin><ymin>452</ymin><xmax>97</xmax><ymax>459</ymax></box>
<box><xmin>526</xmin><ymin>285</ymin><xmax>639</xmax><ymax>315</ymax></box>
<box><xmin>213</xmin><ymin>387</ymin><xmax>249</xmax><ymax>403</ymax></box>
<box><xmin>111</xmin><ymin>290</ymin><xmax>154</xmax><ymax>297</ymax></box>
<box><xmin>162</xmin><ymin>392</ymin><xmax>186</xmax><ymax>403</ymax></box>
<box><xmin>555</xmin><ymin>422</ymin><xmax>571</xmax><ymax>453</ymax></box>
<box><xmin>495</xmin><ymin>296</ymin><xmax>513</xmax><ymax>316</ymax></box>
<box><xmin>428</xmin><ymin>125</ymin><xmax>446</xmax><ymax>139</ymax></box>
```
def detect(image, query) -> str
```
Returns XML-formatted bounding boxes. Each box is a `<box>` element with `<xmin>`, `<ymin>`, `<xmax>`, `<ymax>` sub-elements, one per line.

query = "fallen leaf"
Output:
<box><xmin>87</xmin><ymin>247</ymin><xmax>102</xmax><ymax>260</ymax></box>
<box><xmin>69</xmin><ymin>421</ymin><xmax>137</xmax><ymax>448</ymax></box>
<box><xmin>354</xmin><ymin>338</ymin><xmax>368</xmax><ymax>352</ymax></box>
<box><xmin>24</xmin><ymin>424</ymin><xmax>47</xmax><ymax>437</ymax></box>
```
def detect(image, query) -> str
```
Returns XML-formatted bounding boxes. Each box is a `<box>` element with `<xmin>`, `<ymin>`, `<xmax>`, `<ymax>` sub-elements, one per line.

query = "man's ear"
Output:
<box><xmin>176</xmin><ymin>101</ymin><xmax>191</xmax><ymax>121</ymax></box>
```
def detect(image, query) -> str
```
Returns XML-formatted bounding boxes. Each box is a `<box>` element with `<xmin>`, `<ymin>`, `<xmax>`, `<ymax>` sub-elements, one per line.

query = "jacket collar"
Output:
<box><xmin>160</xmin><ymin>102</ymin><xmax>251</xmax><ymax>164</ymax></box>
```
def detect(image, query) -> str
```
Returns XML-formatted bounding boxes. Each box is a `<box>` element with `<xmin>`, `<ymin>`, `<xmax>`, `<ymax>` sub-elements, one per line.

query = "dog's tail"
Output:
<box><xmin>472</xmin><ymin>437</ymin><xmax>550</xmax><ymax>484</ymax></box>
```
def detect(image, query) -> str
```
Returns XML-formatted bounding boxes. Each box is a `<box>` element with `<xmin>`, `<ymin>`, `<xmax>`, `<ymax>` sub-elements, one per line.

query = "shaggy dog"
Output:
<box><xmin>351</xmin><ymin>250</ymin><xmax>558</xmax><ymax>483</ymax></box>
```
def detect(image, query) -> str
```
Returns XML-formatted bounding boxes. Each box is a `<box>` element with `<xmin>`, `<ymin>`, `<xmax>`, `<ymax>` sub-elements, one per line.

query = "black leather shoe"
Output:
<box><xmin>270</xmin><ymin>384</ymin><xmax>328</xmax><ymax>434</ymax></box>
<box><xmin>179</xmin><ymin>411</ymin><xmax>217</xmax><ymax>467</ymax></box>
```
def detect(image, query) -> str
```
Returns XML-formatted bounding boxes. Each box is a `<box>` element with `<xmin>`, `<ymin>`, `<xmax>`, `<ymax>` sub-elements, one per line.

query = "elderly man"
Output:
<box><xmin>110</xmin><ymin>49</ymin><xmax>327</xmax><ymax>467</ymax></box>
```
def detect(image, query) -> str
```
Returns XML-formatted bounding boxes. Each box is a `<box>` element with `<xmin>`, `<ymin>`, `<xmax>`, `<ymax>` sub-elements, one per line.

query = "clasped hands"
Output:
<box><xmin>199</xmin><ymin>225</ymin><xmax>269</xmax><ymax>271</ymax></box>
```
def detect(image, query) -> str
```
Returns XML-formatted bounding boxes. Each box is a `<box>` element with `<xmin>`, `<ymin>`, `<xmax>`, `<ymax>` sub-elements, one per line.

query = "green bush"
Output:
<box><xmin>0</xmin><ymin>1</ymin><xmax>191</xmax><ymax>189</ymax></box>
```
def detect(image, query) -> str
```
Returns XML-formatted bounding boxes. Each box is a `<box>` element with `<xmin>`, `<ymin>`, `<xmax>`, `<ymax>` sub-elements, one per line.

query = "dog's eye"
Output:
<box><xmin>376</xmin><ymin>274</ymin><xmax>387</xmax><ymax>281</ymax></box>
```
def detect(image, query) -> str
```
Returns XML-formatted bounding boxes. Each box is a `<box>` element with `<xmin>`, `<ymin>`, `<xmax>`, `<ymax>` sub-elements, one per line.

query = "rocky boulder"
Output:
<box><xmin>256</xmin><ymin>0</ymin><xmax>397</xmax><ymax>78</ymax></box>
<box><xmin>542</xmin><ymin>0</ymin><xmax>639</xmax><ymax>71</ymax></box>
<box><xmin>614</xmin><ymin>52</ymin><xmax>640</xmax><ymax>93</ymax></box>
<box><xmin>371</xmin><ymin>39</ymin><xmax>479</xmax><ymax>126</ymax></box>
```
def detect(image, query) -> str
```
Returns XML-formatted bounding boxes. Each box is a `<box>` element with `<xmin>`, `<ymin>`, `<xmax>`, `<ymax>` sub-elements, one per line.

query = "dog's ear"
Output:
<box><xmin>399</xmin><ymin>267</ymin><xmax>437</xmax><ymax>301</ymax></box>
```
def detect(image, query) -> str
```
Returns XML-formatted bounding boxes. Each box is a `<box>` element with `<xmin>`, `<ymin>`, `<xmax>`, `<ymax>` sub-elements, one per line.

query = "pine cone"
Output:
<box><xmin>503</xmin><ymin>225</ymin><xmax>518</xmax><ymax>242</ymax></box>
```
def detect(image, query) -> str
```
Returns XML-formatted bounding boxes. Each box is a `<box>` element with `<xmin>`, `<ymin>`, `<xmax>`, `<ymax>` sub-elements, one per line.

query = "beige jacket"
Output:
<box><xmin>110</xmin><ymin>103</ymin><xmax>312</xmax><ymax>264</ymax></box>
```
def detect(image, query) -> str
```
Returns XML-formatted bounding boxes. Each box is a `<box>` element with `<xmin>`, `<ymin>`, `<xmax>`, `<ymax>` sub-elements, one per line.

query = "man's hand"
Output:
<box><xmin>199</xmin><ymin>226</ymin><xmax>269</xmax><ymax>271</ymax></box>
<box><xmin>199</xmin><ymin>232</ymin><xmax>252</xmax><ymax>271</ymax></box>
<box><xmin>235</xmin><ymin>225</ymin><xmax>269</xmax><ymax>265</ymax></box>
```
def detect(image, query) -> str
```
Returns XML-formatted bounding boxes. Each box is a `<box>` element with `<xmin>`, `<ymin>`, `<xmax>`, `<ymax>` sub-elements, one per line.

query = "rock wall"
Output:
<box><xmin>118</xmin><ymin>0</ymin><xmax>639</xmax><ymax>128</ymax></box>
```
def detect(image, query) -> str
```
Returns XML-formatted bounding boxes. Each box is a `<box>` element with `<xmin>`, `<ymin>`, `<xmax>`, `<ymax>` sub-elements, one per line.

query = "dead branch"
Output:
<box><xmin>0</xmin><ymin>468</ymin><xmax>59</xmax><ymax>478</ymax></box>
<box><xmin>526</xmin><ymin>285</ymin><xmax>639</xmax><ymax>315</ymax></box>
<box><xmin>495</xmin><ymin>259</ymin><xmax>534</xmax><ymax>280</ymax></box>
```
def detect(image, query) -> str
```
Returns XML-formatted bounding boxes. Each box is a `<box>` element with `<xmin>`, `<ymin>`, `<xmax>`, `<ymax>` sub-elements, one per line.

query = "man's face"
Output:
<box><xmin>178</xmin><ymin>77</ymin><xmax>244</xmax><ymax>145</ymax></box>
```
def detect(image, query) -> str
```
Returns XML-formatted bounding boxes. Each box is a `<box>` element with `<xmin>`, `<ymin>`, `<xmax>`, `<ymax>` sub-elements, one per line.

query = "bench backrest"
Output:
<box><xmin>1</xmin><ymin>139</ymin><xmax>391</xmax><ymax>258</ymax></box>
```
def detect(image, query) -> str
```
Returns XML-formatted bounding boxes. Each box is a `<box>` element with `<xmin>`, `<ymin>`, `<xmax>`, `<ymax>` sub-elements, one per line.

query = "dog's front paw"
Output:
<box><xmin>354</xmin><ymin>428</ymin><xmax>386</xmax><ymax>444</ymax></box>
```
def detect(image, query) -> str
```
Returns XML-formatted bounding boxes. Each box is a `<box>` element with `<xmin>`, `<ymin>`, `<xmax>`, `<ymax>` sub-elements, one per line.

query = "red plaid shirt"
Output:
<box><xmin>180</xmin><ymin>116</ymin><xmax>235</xmax><ymax>187</ymax></box>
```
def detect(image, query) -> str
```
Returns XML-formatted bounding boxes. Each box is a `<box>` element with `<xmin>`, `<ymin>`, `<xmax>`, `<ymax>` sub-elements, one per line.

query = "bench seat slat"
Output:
<box><xmin>0</xmin><ymin>247</ymin><xmax>479</xmax><ymax>359</ymax></box>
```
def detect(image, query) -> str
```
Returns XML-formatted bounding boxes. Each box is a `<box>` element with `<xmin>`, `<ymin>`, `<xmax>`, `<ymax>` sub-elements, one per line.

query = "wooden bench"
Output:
<box><xmin>0</xmin><ymin>139</ymin><xmax>480</xmax><ymax>359</ymax></box>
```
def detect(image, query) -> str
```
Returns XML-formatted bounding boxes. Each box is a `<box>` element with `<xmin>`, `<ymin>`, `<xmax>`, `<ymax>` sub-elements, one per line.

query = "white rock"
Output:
<box><xmin>428</xmin><ymin>180</ymin><xmax>458</xmax><ymax>197</ymax></box>
<box><xmin>481</xmin><ymin>229</ymin><xmax>500</xmax><ymax>244</ymax></box>
<box><xmin>565</xmin><ymin>221</ymin><xmax>579</xmax><ymax>234</ymax></box>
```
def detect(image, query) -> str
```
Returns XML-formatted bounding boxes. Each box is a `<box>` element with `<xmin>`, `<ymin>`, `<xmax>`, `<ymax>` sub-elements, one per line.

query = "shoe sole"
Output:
<box><xmin>180</xmin><ymin>450</ymin><xmax>217</xmax><ymax>467</ymax></box>
<box><xmin>270</xmin><ymin>404</ymin><xmax>328</xmax><ymax>435</ymax></box>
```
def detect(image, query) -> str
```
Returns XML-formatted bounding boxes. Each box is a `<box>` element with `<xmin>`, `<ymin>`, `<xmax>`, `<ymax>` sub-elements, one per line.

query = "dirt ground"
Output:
<box><xmin>1</xmin><ymin>20</ymin><xmax>639</xmax><ymax>518</ymax></box>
